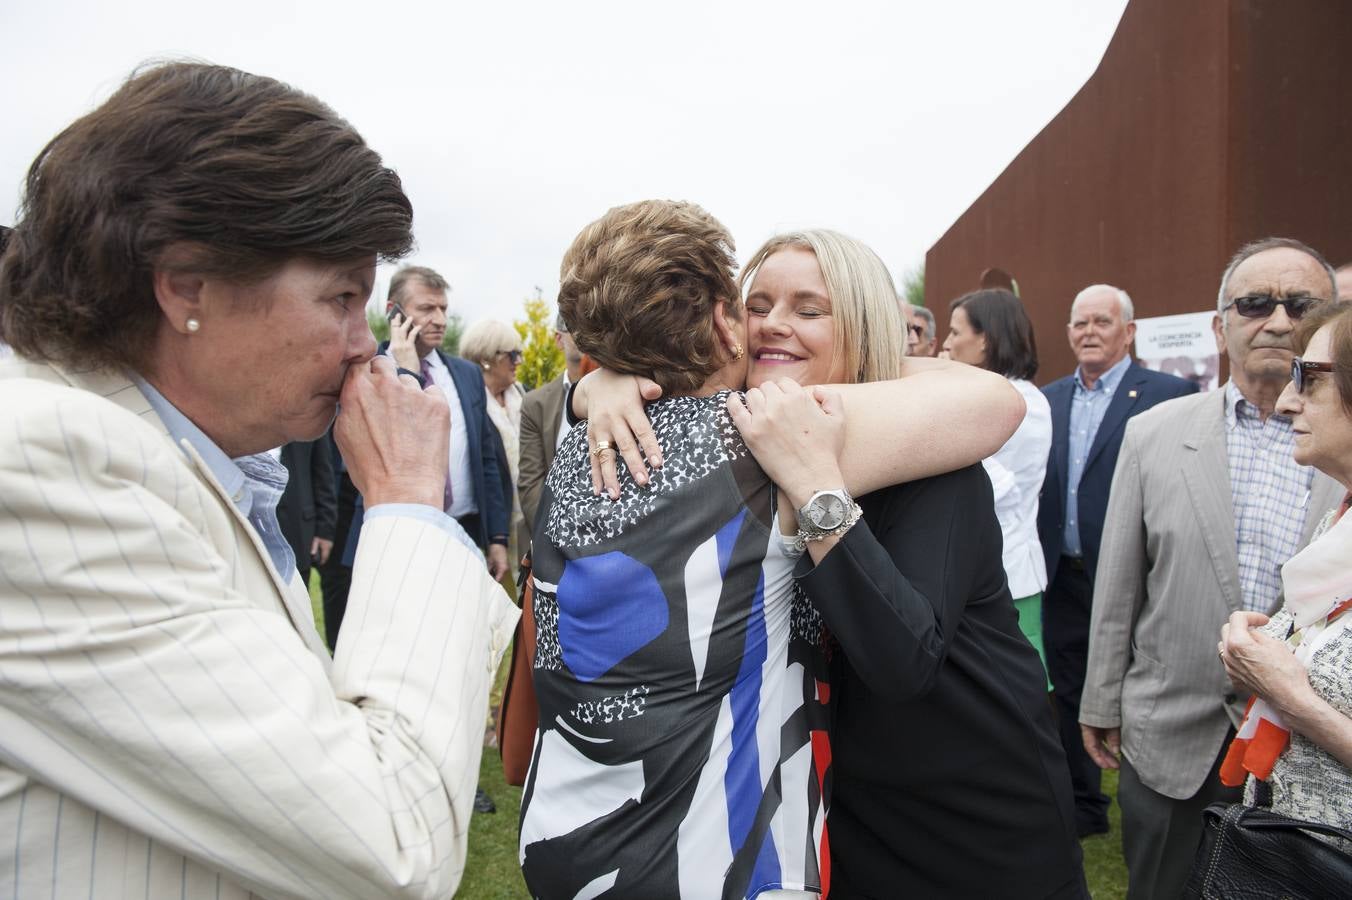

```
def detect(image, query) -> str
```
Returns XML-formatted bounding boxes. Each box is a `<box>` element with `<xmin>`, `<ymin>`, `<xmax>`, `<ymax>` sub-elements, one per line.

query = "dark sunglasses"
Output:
<box><xmin>1291</xmin><ymin>356</ymin><xmax>1335</xmax><ymax>394</ymax></box>
<box><xmin>1223</xmin><ymin>294</ymin><xmax>1323</xmax><ymax>320</ymax></box>
<box><xmin>908</xmin><ymin>323</ymin><xmax>925</xmax><ymax>338</ymax></box>
<box><xmin>500</xmin><ymin>349</ymin><xmax>523</xmax><ymax>364</ymax></box>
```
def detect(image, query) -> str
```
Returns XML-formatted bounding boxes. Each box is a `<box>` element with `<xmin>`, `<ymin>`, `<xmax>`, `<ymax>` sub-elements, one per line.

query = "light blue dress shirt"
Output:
<box><xmin>135</xmin><ymin>378</ymin><xmax>482</xmax><ymax>578</ymax></box>
<box><xmin>1062</xmin><ymin>353</ymin><xmax>1133</xmax><ymax>558</ymax></box>
<box><xmin>134</xmin><ymin>376</ymin><xmax>297</xmax><ymax>578</ymax></box>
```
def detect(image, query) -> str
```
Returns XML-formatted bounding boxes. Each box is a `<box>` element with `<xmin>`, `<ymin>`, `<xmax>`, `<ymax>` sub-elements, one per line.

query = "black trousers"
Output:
<box><xmin>1043</xmin><ymin>556</ymin><xmax>1110</xmax><ymax>832</ymax></box>
<box><xmin>456</xmin><ymin>512</ymin><xmax>483</xmax><ymax>548</ymax></box>
<box><xmin>318</xmin><ymin>470</ymin><xmax>358</xmax><ymax>651</ymax></box>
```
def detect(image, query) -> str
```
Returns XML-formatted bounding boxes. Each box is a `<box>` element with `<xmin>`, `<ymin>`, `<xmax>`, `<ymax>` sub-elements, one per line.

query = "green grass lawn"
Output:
<box><xmin>308</xmin><ymin>575</ymin><xmax>1128</xmax><ymax>898</ymax></box>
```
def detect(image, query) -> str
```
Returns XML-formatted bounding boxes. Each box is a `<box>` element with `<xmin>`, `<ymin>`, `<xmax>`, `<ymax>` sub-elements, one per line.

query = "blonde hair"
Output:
<box><xmin>740</xmin><ymin>229</ymin><xmax>906</xmax><ymax>384</ymax></box>
<box><xmin>459</xmin><ymin>318</ymin><xmax>522</xmax><ymax>367</ymax></box>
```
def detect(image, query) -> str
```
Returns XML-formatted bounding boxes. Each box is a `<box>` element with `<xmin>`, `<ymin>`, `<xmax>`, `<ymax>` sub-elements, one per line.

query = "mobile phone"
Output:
<box><xmin>388</xmin><ymin>303</ymin><xmax>407</xmax><ymax>323</ymax></box>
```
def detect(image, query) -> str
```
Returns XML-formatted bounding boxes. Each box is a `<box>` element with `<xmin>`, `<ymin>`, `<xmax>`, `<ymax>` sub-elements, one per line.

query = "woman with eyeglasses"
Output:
<box><xmin>461</xmin><ymin>319</ymin><xmax>528</xmax><ymax>573</ymax></box>
<box><xmin>1217</xmin><ymin>300</ymin><xmax>1352</xmax><ymax>836</ymax></box>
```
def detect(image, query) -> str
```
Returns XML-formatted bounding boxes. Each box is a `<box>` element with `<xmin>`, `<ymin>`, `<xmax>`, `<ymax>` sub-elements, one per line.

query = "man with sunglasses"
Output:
<box><xmin>1080</xmin><ymin>237</ymin><xmax>1344</xmax><ymax>900</ymax></box>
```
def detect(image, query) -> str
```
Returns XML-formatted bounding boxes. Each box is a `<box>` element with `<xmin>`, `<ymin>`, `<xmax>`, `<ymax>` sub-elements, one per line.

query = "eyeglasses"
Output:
<box><xmin>907</xmin><ymin>324</ymin><xmax>925</xmax><ymax>338</ymax></box>
<box><xmin>499</xmin><ymin>349</ymin><xmax>523</xmax><ymax>364</ymax></box>
<box><xmin>1291</xmin><ymin>357</ymin><xmax>1335</xmax><ymax>394</ymax></box>
<box><xmin>1222</xmin><ymin>294</ymin><xmax>1323</xmax><ymax>320</ymax></box>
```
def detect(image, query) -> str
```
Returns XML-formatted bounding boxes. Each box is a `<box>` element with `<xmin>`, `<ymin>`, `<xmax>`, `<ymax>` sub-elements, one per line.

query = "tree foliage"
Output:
<box><xmin>900</xmin><ymin>263</ymin><xmax>925</xmax><ymax>308</ymax></box>
<box><xmin>366</xmin><ymin>308</ymin><xmax>464</xmax><ymax>356</ymax></box>
<box><xmin>514</xmin><ymin>290</ymin><xmax>563</xmax><ymax>391</ymax></box>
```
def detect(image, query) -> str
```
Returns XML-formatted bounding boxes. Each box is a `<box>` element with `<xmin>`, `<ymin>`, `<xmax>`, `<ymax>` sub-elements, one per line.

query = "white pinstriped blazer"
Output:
<box><xmin>0</xmin><ymin>358</ymin><xmax>518</xmax><ymax>899</ymax></box>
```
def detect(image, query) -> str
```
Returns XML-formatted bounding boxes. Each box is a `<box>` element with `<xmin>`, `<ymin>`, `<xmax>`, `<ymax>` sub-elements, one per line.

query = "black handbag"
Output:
<box><xmin>1184</xmin><ymin>801</ymin><xmax>1352</xmax><ymax>899</ymax></box>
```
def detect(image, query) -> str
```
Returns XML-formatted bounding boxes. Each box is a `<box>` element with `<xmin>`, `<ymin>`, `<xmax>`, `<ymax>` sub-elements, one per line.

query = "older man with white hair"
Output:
<box><xmin>1036</xmin><ymin>282</ymin><xmax>1198</xmax><ymax>838</ymax></box>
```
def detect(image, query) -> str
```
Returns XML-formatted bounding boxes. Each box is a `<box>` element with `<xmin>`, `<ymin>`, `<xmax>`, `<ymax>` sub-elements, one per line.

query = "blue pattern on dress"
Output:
<box><xmin>724</xmin><ymin>554</ymin><xmax>779</xmax><ymax>886</ymax></box>
<box><xmin>715</xmin><ymin>508</ymin><xmax>745</xmax><ymax>579</ymax></box>
<box><xmin>557</xmin><ymin>550</ymin><xmax>669</xmax><ymax>682</ymax></box>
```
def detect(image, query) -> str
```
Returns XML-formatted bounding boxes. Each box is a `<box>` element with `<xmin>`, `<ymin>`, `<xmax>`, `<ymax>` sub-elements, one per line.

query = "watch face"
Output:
<box><xmin>810</xmin><ymin>493</ymin><xmax>847</xmax><ymax>530</ymax></box>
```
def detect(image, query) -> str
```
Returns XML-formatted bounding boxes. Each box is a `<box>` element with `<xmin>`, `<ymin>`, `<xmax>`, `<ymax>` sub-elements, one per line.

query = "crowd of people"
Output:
<box><xmin>2</xmin><ymin>60</ymin><xmax>1352</xmax><ymax>900</ymax></box>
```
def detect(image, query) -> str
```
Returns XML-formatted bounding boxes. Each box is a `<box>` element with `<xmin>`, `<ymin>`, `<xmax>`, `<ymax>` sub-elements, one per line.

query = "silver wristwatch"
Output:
<box><xmin>793</xmin><ymin>488</ymin><xmax>862</xmax><ymax>552</ymax></box>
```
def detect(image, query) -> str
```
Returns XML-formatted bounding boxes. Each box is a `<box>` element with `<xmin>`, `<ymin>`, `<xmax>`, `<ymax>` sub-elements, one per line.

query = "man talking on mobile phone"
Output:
<box><xmin>337</xmin><ymin>266</ymin><xmax>511</xmax><ymax>590</ymax></box>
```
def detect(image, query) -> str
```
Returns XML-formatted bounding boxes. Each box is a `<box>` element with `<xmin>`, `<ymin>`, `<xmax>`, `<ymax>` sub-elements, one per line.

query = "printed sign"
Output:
<box><xmin>1134</xmin><ymin>311</ymin><xmax>1219</xmax><ymax>392</ymax></box>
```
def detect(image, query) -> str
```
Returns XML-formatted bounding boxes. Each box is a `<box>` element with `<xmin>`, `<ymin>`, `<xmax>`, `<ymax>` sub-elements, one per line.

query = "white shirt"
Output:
<box><xmin>555</xmin><ymin>372</ymin><xmax>574</xmax><ymax>452</ymax></box>
<box><xmin>420</xmin><ymin>350</ymin><xmax>477</xmax><ymax>518</ymax></box>
<box><xmin>982</xmin><ymin>378</ymin><xmax>1053</xmax><ymax>598</ymax></box>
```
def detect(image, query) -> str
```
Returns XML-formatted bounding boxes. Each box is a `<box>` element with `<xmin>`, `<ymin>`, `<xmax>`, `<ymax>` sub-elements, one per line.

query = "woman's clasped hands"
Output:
<box><xmin>1218</xmin><ymin>610</ymin><xmax>1314</xmax><ymax>717</ymax></box>
<box><xmin>726</xmin><ymin>379</ymin><xmax>847</xmax><ymax>509</ymax></box>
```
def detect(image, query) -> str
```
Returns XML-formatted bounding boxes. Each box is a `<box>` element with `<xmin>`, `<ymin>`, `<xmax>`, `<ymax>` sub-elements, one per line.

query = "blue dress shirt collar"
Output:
<box><xmin>132</xmin><ymin>375</ymin><xmax>296</xmax><ymax>578</ymax></box>
<box><xmin>1073</xmin><ymin>353</ymin><xmax>1133</xmax><ymax>396</ymax></box>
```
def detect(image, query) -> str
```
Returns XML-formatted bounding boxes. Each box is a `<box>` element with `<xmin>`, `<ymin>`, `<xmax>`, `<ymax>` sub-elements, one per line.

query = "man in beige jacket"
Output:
<box><xmin>1080</xmin><ymin>237</ymin><xmax>1342</xmax><ymax>899</ymax></box>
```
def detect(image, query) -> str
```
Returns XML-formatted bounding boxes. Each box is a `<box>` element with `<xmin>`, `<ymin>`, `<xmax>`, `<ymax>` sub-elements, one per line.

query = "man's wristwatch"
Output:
<box><xmin>792</xmin><ymin>488</ymin><xmax>862</xmax><ymax>552</ymax></box>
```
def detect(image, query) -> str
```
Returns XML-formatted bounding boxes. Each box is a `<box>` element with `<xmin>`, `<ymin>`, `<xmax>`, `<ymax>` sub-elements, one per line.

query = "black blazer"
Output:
<box><xmin>800</xmin><ymin>466</ymin><xmax>1086</xmax><ymax>899</ymax></box>
<box><xmin>344</xmin><ymin>345</ymin><xmax>509</xmax><ymax>554</ymax></box>
<box><xmin>276</xmin><ymin>439</ymin><xmax>337</xmax><ymax>578</ymax></box>
<box><xmin>1037</xmin><ymin>362</ymin><xmax>1197</xmax><ymax>583</ymax></box>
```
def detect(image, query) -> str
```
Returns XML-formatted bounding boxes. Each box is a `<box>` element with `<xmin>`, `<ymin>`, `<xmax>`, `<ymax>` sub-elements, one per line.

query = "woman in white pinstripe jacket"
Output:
<box><xmin>0</xmin><ymin>61</ymin><xmax>516</xmax><ymax>899</ymax></box>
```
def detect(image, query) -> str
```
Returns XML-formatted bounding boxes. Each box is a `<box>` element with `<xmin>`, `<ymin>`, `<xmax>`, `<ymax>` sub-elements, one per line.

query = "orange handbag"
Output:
<box><xmin>497</xmin><ymin>556</ymin><xmax>539</xmax><ymax>786</ymax></box>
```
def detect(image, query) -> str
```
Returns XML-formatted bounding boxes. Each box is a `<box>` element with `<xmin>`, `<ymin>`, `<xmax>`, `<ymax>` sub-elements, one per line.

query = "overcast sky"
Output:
<box><xmin>1</xmin><ymin>0</ymin><xmax>1129</xmax><ymax>326</ymax></box>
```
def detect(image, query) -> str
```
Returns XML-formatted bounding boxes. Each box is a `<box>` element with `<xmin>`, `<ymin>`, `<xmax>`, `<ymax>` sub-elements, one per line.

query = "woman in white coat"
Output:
<box><xmin>944</xmin><ymin>288</ymin><xmax>1054</xmax><ymax>684</ymax></box>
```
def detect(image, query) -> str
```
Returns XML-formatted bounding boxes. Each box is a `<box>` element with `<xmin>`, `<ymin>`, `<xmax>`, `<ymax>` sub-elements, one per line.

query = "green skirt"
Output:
<box><xmin>1013</xmin><ymin>592</ymin><xmax>1052</xmax><ymax>692</ymax></box>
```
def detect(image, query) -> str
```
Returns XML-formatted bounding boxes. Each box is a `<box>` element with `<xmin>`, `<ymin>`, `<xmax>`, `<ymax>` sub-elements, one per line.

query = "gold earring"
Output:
<box><xmin>732</xmin><ymin>342</ymin><xmax>744</xmax><ymax>360</ymax></box>
<box><xmin>185</xmin><ymin>318</ymin><xmax>201</xmax><ymax>333</ymax></box>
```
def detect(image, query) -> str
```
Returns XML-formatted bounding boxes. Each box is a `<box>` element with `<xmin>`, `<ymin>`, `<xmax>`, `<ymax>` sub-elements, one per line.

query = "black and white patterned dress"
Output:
<box><xmin>518</xmin><ymin>392</ymin><xmax>831</xmax><ymax>900</ymax></box>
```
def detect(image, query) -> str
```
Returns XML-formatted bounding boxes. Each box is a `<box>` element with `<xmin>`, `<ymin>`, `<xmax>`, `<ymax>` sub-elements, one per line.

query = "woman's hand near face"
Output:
<box><xmin>388</xmin><ymin>312</ymin><xmax>422</xmax><ymax>371</ymax></box>
<box><xmin>727</xmin><ymin>379</ymin><xmax>846</xmax><ymax>511</ymax></box>
<box><xmin>336</xmin><ymin>355</ymin><xmax>450</xmax><ymax>509</ymax></box>
<box><xmin>574</xmin><ymin>368</ymin><xmax>663</xmax><ymax>498</ymax></box>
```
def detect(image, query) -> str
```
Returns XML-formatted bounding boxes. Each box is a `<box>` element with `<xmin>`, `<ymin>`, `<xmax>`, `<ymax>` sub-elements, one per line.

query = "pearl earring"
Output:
<box><xmin>185</xmin><ymin>318</ymin><xmax>201</xmax><ymax>333</ymax></box>
<box><xmin>731</xmin><ymin>342</ymin><xmax>744</xmax><ymax>360</ymax></box>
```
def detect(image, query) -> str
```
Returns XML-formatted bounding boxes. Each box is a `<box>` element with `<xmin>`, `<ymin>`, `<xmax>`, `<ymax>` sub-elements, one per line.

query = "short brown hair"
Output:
<box><xmin>0</xmin><ymin>61</ymin><xmax>413</xmax><ymax>372</ymax></box>
<box><xmin>1294</xmin><ymin>301</ymin><xmax>1352</xmax><ymax>417</ymax></box>
<box><xmin>388</xmin><ymin>265</ymin><xmax>450</xmax><ymax>308</ymax></box>
<box><xmin>556</xmin><ymin>200</ymin><xmax>739</xmax><ymax>394</ymax></box>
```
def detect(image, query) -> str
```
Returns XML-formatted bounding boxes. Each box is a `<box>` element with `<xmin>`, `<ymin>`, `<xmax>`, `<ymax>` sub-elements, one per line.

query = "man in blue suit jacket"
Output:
<box><xmin>339</xmin><ymin>266</ymin><xmax>510</xmax><ymax>586</ymax></box>
<box><xmin>384</xmin><ymin>266</ymin><xmax>509</xmax><ymax>575</ymax></box>
<box><xmin>1037</xmin><ymin>284</ymin><xmax>1197</xmax><ymax>837</ymax></box>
